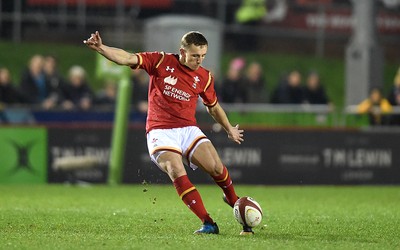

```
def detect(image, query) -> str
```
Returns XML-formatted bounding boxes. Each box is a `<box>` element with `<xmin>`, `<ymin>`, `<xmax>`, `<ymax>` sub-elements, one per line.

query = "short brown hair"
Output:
<box><xmin>181</xmin><ymin>31</ymin><xmax>208</xmax><ymax>48</ymax></box>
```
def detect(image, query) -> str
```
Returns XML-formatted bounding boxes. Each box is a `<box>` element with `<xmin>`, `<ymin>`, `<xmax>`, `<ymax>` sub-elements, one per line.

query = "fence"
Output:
<box><xmin>2</xmin><ymin>1</ymin><xmax>399</xmax><ymax>67</ymax></box>
<box><xmin>0</xmin><ymin>0</ymin><xmax>234</xmax><ymax>46</ymax></box>
<box><xmin>4</xmin><ymin>0</ymin><xmax>391</xmax><ymax>57</ymax></box>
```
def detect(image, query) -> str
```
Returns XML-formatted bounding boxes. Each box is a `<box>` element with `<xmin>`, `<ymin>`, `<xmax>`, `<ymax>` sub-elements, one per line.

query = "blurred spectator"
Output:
<box><xmin>236</xmin><ymin>0</ymin><xmax>267</xmax><ymax>24</ymax></box>
<box><xmin>242</xmin><ymin>62</ymin><xmax>268</xmax><ymax>103</ymax></box>
<box><xmin>387</xmin><ymin>73</ymin><xmax>400</xmax><ymax>106</ymax></box>
<box><xmin>303</xmin><ymin>71</ymin><xmax>330</xmax><ymax>104</ymax></box>
<box><xmin>357</xmin><ymin>87</ymin><xmax>392</xmax><ymax>126</ymax></box>
<box><xmin>43</xmin><ymin>55</ymin><xmax>64</xmax><ymax>109</ymax></box>
<box><xmin>131</xmin><ymin>69</ymin><xmax>149</xmax><ymax>114</ymax></box>
<box><xmin>235</xmin><ymin>0</ymin><xmax>267</xmax><ymax>51</ymax></box>
<box><xmin>0</xmin><ymin>67</ymin><xmax>24</xmax><ymax>104</ymax></box>
<box><xmin>387</xmin><ymin>73</ymin><xmax>400</xmax><ymax>125</ymax></box>
<box><xmin>19</xmin><ymin>54</ymin><xmax>58</xmax><ymax>109</ymax></box>
<box><xmin>95</xmin><ymin>79</ymin><xmax>117</xmax><ymax>106</ymax></box>
<box><xmin>271</xmin><ymin>70</ymin><xmax>305</xmax><ymax>104</ymax></box>
<box><xmin>220</xmin><ymin>57</ymin><xmax>246</xmax><ymax>103</ymax></box>
<box><xmin>61</xmin><ymin>66</ymin><xmax>93</xmax><ymax>111</ymax></box>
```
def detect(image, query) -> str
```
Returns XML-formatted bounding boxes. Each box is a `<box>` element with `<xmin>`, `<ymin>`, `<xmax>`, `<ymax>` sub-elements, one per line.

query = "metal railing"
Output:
<box><xmin>214</xmin><ymin>103</ymin><xmax>339</xmax><ymax>127</ymax></box>
<box><xmin>2</xmin><ymin>103</ymin><xmax>400</xmax><ymax>128</ymax></box>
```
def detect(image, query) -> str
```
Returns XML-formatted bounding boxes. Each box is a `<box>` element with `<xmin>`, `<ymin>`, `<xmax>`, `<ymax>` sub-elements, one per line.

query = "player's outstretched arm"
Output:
<box><xmin>207</xmin><ymin>102</ymin><xmax>244</xmax><ymax>144</ymax></box>
<box><xmin>83</xmin><ymin>31</ymin><xmax>138</xmax><ymax>66</ymax></box>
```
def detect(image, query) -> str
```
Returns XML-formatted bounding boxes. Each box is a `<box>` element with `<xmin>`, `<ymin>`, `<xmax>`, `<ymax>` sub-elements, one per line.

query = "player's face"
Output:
<box><xmin>180</xmin><ymin>44</ymin><xmax>207</xmax><ymax>71</ymax></box>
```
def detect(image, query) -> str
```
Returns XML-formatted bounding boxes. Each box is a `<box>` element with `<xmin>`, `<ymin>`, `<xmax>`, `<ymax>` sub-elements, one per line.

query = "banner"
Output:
<box><xmin>47</xmin><ymin>127</ymin><xmax>112</xmax><ymax>183</ymax></box>
<box><xmin>120</xmin><ymin>127</ymin><xmax>398</xmax><ymax>185</ymax></box>
<box><xmin>46</xmin><ymin>126</ymin><xmax>400</xmax><ymax>185</ymax></box>
<box><xmin>0</xmin><ymin>127</ymin><xmax>47</xmax><ymax>184</ymax></box>
<box><xmin>207</xmin><ymin>129</ymin><xmax>400</xmax><ymax>185</ymax></box>
<box><xmin>263</xmin><ymin>6</ymin><xmax>400</xmax><ymax>35</ymax></box>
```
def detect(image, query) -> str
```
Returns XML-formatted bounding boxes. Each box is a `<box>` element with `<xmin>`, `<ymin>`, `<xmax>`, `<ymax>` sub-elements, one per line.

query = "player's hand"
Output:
<box><xmin>228</xmin><ymin>124</ymin><xmax>244</xmax><ymax>144</ymax></box>
<box><xmin>83</xmin><ymin>31</ymin><xmax>102</xmax><ymax>51</ymax></box>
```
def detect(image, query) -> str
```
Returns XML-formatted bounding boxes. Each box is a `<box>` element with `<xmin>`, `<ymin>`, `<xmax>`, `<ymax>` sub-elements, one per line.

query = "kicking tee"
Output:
<box><xmin>132</xmin><ymin>52</ymin><xmax>217</xmax><ymax>133</ymax></box>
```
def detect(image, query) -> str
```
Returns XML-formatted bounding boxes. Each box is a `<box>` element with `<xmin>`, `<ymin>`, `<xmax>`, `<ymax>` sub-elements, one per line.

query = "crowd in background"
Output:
<box><xmin>356</xmin><ymin>70</ymin><xmax>400</xmax><ymax>126</ymax></box>
<box><xmin>218</xmin><ymin>57</ymin><xmax>400</xmax><ymax>126</ymax></box>
<box><xmin>1</xmin><ymin>54</ymin><xmax>332</xmax><ymax>112</ymax></box>
<box><xmin>0</xmin><ymin>54</ymin><xmax>149</xmax><ymax>113</ymax></box>
<box><xmin>219</xmin><ymin>57</ymin><xmax>331</xmax><ymax>106</ymax></box>
<box><xmin>1</xmin><ymin>54</ymin><xmax>400</xmax><ymax>126</ymax></box>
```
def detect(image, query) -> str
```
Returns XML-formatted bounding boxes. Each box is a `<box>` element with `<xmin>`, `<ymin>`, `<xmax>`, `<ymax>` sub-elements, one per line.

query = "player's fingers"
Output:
<box><xmin>234</xmin><ymin>135</ymin><xmax>244</xmax><ymax>142</ymax></box>
<box><xmin>84</xmin><ymin>39</ymin><xmax>93</xmax><ymax>45</ymax></box>
<box><xmin>90</xmin><ymin>34</ymin><xmax>97</xmax><ymax>42</ymax></box>
<box><xmin>96</xmin><ymin>31</ymin><xmax>102</xmax><ymax>43</ymax></box>
<box><xmin>85</xmin><ymin>39</ymin><xmax>94</xmax><ymax>45</ymax></box>
<box><xmin>234</xmin><ymin>124</ymin><xmax>243</xmax><ymax>132</ymax></box>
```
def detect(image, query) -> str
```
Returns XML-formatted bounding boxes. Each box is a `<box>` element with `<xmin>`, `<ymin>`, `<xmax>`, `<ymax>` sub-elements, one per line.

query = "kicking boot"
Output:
<box><xmin>193</xmin><ymin>221</ymin><xmax>219</xmax><ymax>235</ymax></box>
<box><xmin>240</xmin><ymin>225</ymin><xmax>254</xmax><ymax>235</ymax></box>
<box><xmin>222</xmin><ymin>194</ymin><xmax>239</xmax><ymax>208</ymax></box>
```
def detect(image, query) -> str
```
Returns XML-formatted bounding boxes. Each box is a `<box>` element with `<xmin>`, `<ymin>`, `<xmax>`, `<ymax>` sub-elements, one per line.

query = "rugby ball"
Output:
<box><xmin>233</xmin><ymin>196</ymin><xmax>263</xmax><ymax>228</ymax></box>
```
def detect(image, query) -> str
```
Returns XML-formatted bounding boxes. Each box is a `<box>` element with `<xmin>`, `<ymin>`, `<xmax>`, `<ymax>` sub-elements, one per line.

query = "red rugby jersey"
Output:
<box><xmin>132</xmin><ymin>51</ymin><xmax>217</xmax><ymax>133</ymax></box>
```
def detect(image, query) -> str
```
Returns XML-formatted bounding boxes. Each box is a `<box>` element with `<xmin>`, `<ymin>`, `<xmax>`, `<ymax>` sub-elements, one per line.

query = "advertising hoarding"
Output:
<box><xmin>0</xmin><ymin>127</ymin><xmax>47</xmax><ymax>184</ymax></box>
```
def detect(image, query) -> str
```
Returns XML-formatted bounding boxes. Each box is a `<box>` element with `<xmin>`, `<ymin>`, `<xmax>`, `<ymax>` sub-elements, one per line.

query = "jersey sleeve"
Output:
<box><xmin>131</xmin><ymin>51</ymin><xmax>165</xmax><ymax>75</ymax></box>
<box><xmin>200</xmin><ymin>72</ymin><xmax>218</xmax><ymax>107</ymax></box>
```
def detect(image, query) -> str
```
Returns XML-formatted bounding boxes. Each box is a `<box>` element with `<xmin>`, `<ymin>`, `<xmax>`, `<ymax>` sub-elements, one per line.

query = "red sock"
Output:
<box><xmin>212</xmin><ymin>166</ymin><xmax>238</xmax><ymax>207</ymax></box>
<box><xmin>173</xmin><ymin>175</ymin><xmax>213</xmax><ymax>223</ymax></box>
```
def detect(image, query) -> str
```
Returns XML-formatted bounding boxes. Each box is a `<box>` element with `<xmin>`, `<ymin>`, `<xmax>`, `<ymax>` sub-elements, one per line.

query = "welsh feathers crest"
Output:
<box><xmin>164</xmin><ymin>75</ymin><xmax>178</xmax><ymax>85</ymax></box>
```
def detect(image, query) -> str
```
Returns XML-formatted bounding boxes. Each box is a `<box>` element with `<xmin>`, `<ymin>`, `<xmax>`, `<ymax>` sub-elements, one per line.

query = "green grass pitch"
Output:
<box><xmin>1</xmin><ymin>184</ymin><xmax>399</xmax><ymax>250</ymax></box>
